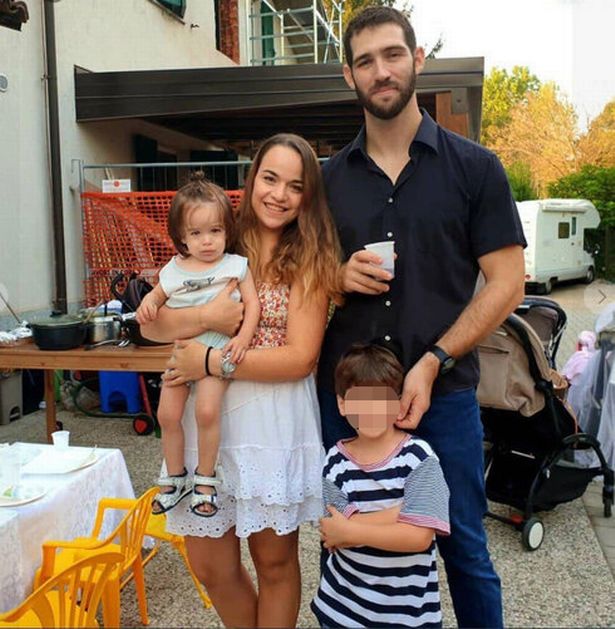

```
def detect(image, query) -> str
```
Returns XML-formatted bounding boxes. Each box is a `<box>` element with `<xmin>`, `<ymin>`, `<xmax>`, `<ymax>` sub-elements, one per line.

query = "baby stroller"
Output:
<box><xmin>514</xmin><ymin>296</ymin><xmax>567</xmax><ymax>368</ymax></box>
<box><xmin>478</xmin><ymin>311</ymin><xmax>614</xmax><ymax>551</ymax></box>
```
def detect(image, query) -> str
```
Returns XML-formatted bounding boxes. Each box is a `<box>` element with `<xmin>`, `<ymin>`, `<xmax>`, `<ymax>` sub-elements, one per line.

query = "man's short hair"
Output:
<box><xmin>335</xmin><ymin>343</ymin><xmax>405</xmax><ymax>397</ymax></box>
<box><xmin>343</xmin><ymin>6</ymin><xmax>417</xmax><ymax>66</ymax></box>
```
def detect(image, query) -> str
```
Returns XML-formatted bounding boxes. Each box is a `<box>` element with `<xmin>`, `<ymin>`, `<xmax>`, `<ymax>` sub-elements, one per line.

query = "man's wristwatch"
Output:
<box><xmin>427</xmin><ymin>345</ymin><xmax>456</xmax><ymax>376</ymax></box>
<box><xmin>220</xmin><ymin>352</ymin><xmax>237</xmax><ymax>379</ymax></box>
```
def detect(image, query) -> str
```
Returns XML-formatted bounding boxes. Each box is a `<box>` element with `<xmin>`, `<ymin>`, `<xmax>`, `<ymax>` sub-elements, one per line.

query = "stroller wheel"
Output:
<box><xmin>132</xmin><ymin>414</ymin><xmax>155</xmax><ymax>436</ymax></box>
<box><xmin>521</xmin><ymin>517</ymin><xmax>544</xmax><ymax>551</ymax></box>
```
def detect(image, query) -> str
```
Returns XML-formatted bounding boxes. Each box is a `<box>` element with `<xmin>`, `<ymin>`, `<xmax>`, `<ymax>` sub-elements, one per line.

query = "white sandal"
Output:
<box><xmin>190</xmin><ymin>469</ymin><xmax>223</xmax><ymax>517</ymax></box>
<box><xmin>151</xmin><ymin>468</ymin><xmax>192</xmax><ymax>515</ymax></box>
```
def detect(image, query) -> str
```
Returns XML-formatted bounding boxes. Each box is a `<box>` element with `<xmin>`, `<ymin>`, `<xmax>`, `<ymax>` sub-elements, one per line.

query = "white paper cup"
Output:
<box><xmin>364</xmin><ymin>241</ymin><xmax>395</xmax><ymax>277</ymax></box>
<box><xmin>51</xmin><ymin>430</ymin><xmax>70</xmax><ymax>450</ymax></box>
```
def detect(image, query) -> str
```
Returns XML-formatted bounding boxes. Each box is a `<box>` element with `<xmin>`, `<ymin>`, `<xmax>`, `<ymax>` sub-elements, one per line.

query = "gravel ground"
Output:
<box><xmin>2</xmin><ymin>280</ymin><xmax>614</xmax><ymax>627</ymax></box>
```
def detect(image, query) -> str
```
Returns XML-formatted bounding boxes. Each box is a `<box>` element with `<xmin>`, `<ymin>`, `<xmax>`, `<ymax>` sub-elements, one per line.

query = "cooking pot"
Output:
<box><xmin>86</xmin><ymin>316</ymin><xmax>122</xmax><ymax>344</ymax></box>
<box><xmin>29</xmin><ymin>314</ymin><xmax>87</xmax><ymax>351</ymax></box>
<box><xmin>119</xmin><ymin>313</ymin><xmax>168</xmax><ymax>347</ymax></box>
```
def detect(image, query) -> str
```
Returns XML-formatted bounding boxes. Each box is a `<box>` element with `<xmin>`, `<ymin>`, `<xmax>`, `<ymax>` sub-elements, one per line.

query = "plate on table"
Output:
<box><xmin>21</xmin><ymin>448</ymin><xmax>98</xmax><ymax>475</ymax></box>
<box><xmin>0</xmin><ymin>486</ymin><xmax>46</xmax><ymax>507</ymax></box>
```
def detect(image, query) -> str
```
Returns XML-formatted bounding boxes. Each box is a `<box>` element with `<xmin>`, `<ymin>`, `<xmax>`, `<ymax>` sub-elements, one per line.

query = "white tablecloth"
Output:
<box><xmin>0</xmin><ymin>443</ymin><xmax>134</xmax><ymax>613</ymax></box>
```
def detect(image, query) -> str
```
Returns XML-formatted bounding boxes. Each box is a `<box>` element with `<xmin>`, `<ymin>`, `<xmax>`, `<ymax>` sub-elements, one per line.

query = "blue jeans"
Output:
<box><xmin>318</xmin><ymin>387</ymin><xmax>503</xmax><ymax>629</ymax></box>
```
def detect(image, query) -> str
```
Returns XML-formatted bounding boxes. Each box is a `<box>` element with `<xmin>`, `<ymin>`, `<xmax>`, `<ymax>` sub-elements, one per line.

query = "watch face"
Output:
<box><xmin>441</xmin><ymin>357</ymin><xmax>455</xmax><ymax>374</ymax></box>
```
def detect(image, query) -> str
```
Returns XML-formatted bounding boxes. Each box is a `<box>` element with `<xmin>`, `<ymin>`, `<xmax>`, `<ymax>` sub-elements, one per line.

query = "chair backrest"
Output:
<box><xmin>112</xmin><ymin>487</ymin><xmax>158</xmax><ymax>572</ymax></box>
<box><xmin>0</xmin><ymin>551</ymin><xmax>123</xmax><ymax>628</ymax></box>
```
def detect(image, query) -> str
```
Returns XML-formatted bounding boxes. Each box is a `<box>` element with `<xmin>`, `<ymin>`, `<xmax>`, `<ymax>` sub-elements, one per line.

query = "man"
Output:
<box><xmin>317</xmin><ymin>7</ymin><xmax>526</xmax><ymax>628</ymax></box>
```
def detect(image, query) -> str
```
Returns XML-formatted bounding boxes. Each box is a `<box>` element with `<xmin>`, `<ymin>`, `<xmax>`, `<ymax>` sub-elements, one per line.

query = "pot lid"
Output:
<box><xmin>30</xmin><ymin>314</ymin><xmax>84</xmax><ymax>328</ymax></box>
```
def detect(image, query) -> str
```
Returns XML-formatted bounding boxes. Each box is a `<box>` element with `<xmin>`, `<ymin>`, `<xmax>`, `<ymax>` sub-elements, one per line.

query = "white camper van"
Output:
<box><xmin>517</xmin><ymin>199</ymin><xmax>600</xmax><ymax>294</ymax></box>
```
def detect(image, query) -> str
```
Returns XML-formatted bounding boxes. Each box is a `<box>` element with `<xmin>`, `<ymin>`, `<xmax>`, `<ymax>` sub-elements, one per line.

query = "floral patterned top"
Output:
<box><xmin>250</xmin><ymin>282</ymin><xmax>290</xmax><ymax>349</ymax></box>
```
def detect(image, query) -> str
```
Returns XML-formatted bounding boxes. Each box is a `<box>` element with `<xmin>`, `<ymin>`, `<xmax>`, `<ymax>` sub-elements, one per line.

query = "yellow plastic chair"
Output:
<box><xmin>141</xmin><ymin>509</ymin><xmax>212</xmax><ymax>609</ymax></box>
<box><xmin>35</xmin><ymin>487</ymin><xmax>158</xmax><ymax>627</ymax></box>
<box><xmin>0</xmin><ymin>550</ymin><xmax>123</xmax><ymax>628</ymax></box>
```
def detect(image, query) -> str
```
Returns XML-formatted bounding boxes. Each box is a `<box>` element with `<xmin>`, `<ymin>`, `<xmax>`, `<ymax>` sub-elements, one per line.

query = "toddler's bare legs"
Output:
<box><xmin>194</xmin><ymin>376</ymin><xmax>229</xmax><ymax>514</ymax></box>
<box><xmin>157</xmin><ymin>382</ymin><xmax>190</xmax><ymax>477</ymax></box>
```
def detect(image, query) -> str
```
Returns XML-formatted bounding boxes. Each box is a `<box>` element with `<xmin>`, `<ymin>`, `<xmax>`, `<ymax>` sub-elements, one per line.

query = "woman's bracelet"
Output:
<box><xmin>205</xmin><ymin>346</ymin><xmax>213</xmax><ymax>376</ymax></box>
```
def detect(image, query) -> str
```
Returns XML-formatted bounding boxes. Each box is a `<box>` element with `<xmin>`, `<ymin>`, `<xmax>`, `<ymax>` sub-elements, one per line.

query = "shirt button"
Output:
<box><xmin>385</xmin><ymin>300</ymin><xmax>391</xmax><ymax>307</ymax></box>
<box><xmin>387</xmin><ymin>231</ymin><xmax>393</xmax><ymax>238</ymax></box>
<box><xmin>387</xmin><ymin>197</ymin><xmax>393</xmax><ymax>203</ymax></box>
<box><xmin>384</xmin><ymin>335</ymin><xmax>391</xmax><ymax>341</ymax></box>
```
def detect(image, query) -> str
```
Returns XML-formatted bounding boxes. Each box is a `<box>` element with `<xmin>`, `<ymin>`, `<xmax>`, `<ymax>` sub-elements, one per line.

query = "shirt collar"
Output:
<box><xmin>348</xmin><ymin>108</ymin><xmax>439</xmax><ymax>161</ymax></box>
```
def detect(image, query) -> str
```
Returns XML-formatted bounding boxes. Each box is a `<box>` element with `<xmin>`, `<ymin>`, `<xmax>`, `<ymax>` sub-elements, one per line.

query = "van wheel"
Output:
<box><xmin>584</xmin><ymin>266</ymin><xmax>595</xmax><ymax>284</ymax></box>
<box><xmin>540</xmin><ymin>279</ymin><xmax>553</xmax><ymax>295</ymax></box>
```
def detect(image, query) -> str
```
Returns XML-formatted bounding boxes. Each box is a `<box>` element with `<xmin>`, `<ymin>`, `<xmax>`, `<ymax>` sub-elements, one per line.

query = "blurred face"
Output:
<box><xmin>343</xmin><ymin>23</ymin><xmax>424</xmax><ymax>120</ymax></box>
<box><xmin>182</xmin><ymin>203</ymin><xmax>226</xmax><ymax>264</ymax></box>
<box><xmin>338</xmin><ymin>386</ymin><xmax>401</xmax><ymax>439</ymax></box>
<box><xmin>251</xmin><ymin>145</ymin><xmax>304</xmax><ymax>236</ymax></box>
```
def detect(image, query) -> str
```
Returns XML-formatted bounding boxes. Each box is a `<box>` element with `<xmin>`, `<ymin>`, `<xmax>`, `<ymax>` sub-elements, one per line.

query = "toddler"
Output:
<box><xmin>137</xmin><ymin>173</ymin><xmax>260</xmax><ymax>517</ymax></box>
<box><xmin>311</xmin><ymin>343</ymin><xmax>450</xmax><ymax>628</ymax></box>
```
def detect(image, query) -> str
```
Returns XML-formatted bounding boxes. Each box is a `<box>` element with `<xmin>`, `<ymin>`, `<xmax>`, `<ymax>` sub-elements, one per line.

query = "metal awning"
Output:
<box><xmin>75</xmin><ymin>58</ymin><xmax>484</xmax><ymax>150</ymax></box>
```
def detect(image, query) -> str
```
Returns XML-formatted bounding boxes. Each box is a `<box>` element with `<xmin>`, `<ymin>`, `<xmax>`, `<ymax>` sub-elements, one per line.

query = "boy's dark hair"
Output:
<box><xmin>343</xmin><ymin>6</ymin><xmax>417</xmax><ymax>67</ymax></box>
<box><xmin>167</xmin><ymin>171</ymin><xmax>235</xmax><ymax>256</ymax></box>
<box><xmin>335</xmin><ymin>342</ymin><xmax>405</xmax><ymax>397</ymax></box>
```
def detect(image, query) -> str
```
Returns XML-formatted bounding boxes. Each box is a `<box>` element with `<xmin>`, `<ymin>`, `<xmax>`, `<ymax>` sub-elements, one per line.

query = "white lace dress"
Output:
<box><xmin>165</xmin><ymin>282</ymin><xmax>325</xmax><ymax>538</ymax></box>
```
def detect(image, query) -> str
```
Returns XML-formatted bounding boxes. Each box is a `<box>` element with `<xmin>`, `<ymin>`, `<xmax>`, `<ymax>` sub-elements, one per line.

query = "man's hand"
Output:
<box><xmin>396</xmin><ymin>353</ymin><xmax>440</xmax><ymax>430</ymax></box>
<box><xmin>320</xmin><ymin>506</ymin><xmax>357</xmax><ymax>550</ymax></box>
<box><xmin>203</xmin><ymin>279</ymin><xmax>244</xmax><ymax>337</ymax></box>
<box><xmin>341</xmin><ymin>250</ymin><xmax>393</xmax><ymax>295</ymax></box>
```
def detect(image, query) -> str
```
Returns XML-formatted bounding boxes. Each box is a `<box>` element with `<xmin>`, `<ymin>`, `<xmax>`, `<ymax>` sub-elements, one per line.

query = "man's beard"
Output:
<box><xmin>355</xmin><ymin>70</ymin><xmax>416</xmax><ymax>120</ymax></box>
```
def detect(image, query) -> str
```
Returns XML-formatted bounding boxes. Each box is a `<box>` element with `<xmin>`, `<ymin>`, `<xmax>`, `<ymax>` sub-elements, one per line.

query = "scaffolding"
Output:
<box><xmin>249</xmin><ymin>0</ymin><xmax>343</xmax><ymax>66</ymax></box>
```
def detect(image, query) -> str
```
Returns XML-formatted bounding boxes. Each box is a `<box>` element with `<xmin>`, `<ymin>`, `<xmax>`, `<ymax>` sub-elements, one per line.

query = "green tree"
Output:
<box><xmin>506</xmin><ymin>162</ymin><xmax>538</xmax><ymax>201</ymax></box>
<box><xmin>548</xmin><ymin>166</ymin><xmax>615</xmax><ymax>227</ymax></box>
<box><xmin>481</xmin><ymin>66</ymin><xmax>541</xmax><ymax>145</ymax></box>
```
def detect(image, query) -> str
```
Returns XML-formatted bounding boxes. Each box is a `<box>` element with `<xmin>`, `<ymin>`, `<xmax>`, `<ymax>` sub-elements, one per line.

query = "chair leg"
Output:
<box><xmin>133</xmin><ymin>557</ymin><xmax>149</xmax><ymax>625</ymax></box>
<box><xmin>173</xmin><ymin>539</ymin><xmax>212</xmax><ymax>609</ymax></box>
<box><xmin>102</xmin><ymin>577</ymin><xmax>121</xmax><ymax>628</ymax></box>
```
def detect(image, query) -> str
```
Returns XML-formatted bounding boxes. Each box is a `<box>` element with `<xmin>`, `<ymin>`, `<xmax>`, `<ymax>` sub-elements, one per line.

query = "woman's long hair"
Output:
<box><xmin>237</xmin><ymin>134</ymin><xmax>343</xmax><ymax>304</ymax></box>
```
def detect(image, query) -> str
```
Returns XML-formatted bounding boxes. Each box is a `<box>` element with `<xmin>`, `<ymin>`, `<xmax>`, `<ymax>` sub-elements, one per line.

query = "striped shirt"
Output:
<box><xmin>311</xmin><ymin>434</ymin><xmax>450</xmax><ymax>628</ymax></box>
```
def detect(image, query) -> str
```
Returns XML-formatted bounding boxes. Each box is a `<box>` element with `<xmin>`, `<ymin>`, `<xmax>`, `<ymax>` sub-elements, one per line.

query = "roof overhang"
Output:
<box><xmin>75</xmin><ymin>58</ymin><xmax>484</xmax><ymax>150</ymax></box>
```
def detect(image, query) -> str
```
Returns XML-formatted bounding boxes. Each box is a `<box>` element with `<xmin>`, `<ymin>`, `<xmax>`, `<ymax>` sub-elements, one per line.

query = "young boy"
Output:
<box><xmin>311</xmin><ymin>343</ymin><xmax>451</xmax><ymax>628</ymax></box>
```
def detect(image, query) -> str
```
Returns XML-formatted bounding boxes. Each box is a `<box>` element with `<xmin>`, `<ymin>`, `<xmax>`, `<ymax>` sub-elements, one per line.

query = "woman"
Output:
<box><xmin>140</xmin><ymin>133</ymin><xmax>342</xmax><ymax>628</ymax></box>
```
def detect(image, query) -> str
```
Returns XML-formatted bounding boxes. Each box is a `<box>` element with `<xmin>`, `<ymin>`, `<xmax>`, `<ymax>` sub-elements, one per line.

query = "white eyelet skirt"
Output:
<box><xmin>164</xmin><ymin>375</ymin><xmax>325</xmax><ymax>538</ymax></box>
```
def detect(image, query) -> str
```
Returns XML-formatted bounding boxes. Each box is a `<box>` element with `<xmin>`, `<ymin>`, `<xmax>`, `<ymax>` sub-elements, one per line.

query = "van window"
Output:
<box><xmin>558</xmin><ymin>222</ymin><xmax>570</xmax><ymax>239</ymax></box>
<box><xmin>571</xmin><ymin>217</ymin><xmax>577</xmax><ymax>235</ymax></box>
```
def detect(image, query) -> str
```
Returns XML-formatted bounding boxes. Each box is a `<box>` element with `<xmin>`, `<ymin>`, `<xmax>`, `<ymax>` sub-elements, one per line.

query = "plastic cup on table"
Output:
<box><xmin>364</xmin><ymin>240</ymin><xmax>395</xmax><ymax>278</ymax></box>
<box><xmin>51</xmin><ymin>430</ymin><xmax>70</xmax><ymax>450</ymax></box>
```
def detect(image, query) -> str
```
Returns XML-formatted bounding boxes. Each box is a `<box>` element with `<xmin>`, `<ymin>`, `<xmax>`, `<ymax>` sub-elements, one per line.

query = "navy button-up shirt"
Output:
<box><xmin>318</xmin><ymin>111</ymin><xmax>526</xmax><ymax>396</ymax></box>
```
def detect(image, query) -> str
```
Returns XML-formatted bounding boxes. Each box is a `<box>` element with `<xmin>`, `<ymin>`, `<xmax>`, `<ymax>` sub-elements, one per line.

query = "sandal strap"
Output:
<box><xmin>153</xmin><ymin>487</ymin><xmax>190</xmax><ymax>511</ymax></box>
<box><xmin>156</xmin><ymin>472</ymin><xmax>189</xmax><ymax>488</ymax></box>
<box><xmin>191</xmin><ymin>492</ymin><xmax>218</xmax><ymax>507</ymax></box>
<box><xmin>193</xmin><ymin>471</ymin><xmax>222</xmax><ymax>488</ymax></box>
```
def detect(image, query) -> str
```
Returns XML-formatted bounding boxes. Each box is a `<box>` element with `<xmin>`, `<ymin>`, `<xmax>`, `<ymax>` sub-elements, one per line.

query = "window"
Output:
<box><xmin>571</xmin><ymin>216</ymin><xmax>577</xmax><ymax>236</ymax></box>
<box><xmin>558</xmin><ymin>222</ymin><xmax>570</xmax><ymax>239</ymax></box>
<box><xmin>134</xmin><ymin>135</ymin><xmax>178</xmax><ymax>191</ymax></box>
<box><xmin>261</xmin><ymin>2</ymin><xmax>275</xmax><ymax>65</ymax></box>
<box><xmin>156</xmin><ymin>0</ymin><xmax>186</xmax><ymax>18</ymax></box>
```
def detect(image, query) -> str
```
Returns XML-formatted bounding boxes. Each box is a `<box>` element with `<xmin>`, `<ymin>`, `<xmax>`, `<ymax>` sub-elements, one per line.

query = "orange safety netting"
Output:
<box><xmin>81</xmin><ymin>190</ymin><xmax>244</xmax><ymax>306</ymax></box>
